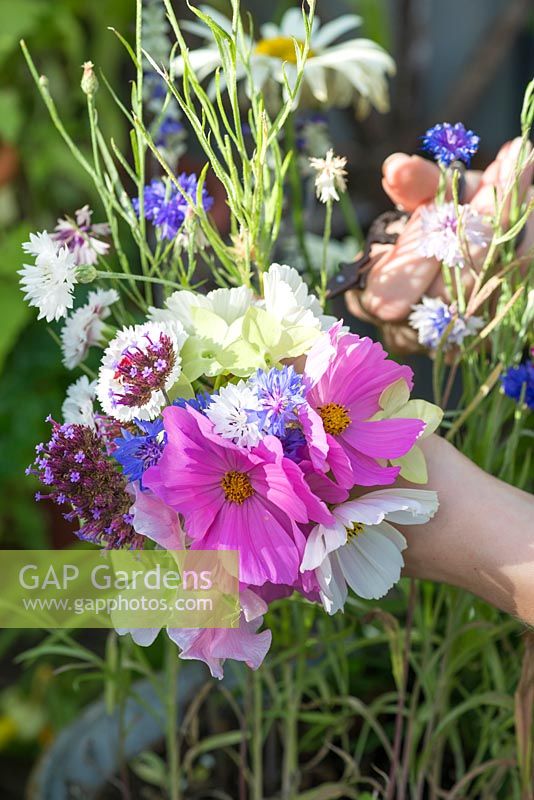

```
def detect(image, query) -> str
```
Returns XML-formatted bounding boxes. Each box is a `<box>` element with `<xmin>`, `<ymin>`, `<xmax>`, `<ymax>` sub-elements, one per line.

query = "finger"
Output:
<box><xmin>382</xmin><ymin>154</ymin><xmax>441</xmax><ymax>211</ymax></box>
<box><xmin>344</xmin><ymin>243</ymin><xmax>396</xmax><ymax>323</ymax></box>
<box><xmin>472</xmin><ymin>138</ymin><xmax>534</xmax><ymax>218</ymax></box>
<box><xmin>382</xmin><ymin>153</ymin><xmax>484</xmax><ymax>211</ymax></box>
<box><xmin>358</xmin><ymin>208</ymin><xmax>442</xmax><ymax>321</ymax></box>
<box><xmin>517</xmin><ymin>187</ymin><xmax>534</xmax><ymax>261</ymax></box>
<box><xmin>381</xmin><ymin>322</ymin><xmax>423</xmax><ymax>355</ymax></box>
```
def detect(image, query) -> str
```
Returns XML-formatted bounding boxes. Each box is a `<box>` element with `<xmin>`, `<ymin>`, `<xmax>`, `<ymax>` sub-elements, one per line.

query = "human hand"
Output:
<box><xmin>344</xmin><ymin>139</ymin><xmax>534</xmax><ymax>353</ymax></box>
<box><xmin>399</xmin><ymin>435</ymin><xmax>534</xmax><ymax>625</ymax></box>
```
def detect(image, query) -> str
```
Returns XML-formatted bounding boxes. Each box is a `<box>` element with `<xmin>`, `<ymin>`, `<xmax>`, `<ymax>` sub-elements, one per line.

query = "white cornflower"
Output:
<box><xmin>205</xmin><ymin>381</ymin><xmax>263</xmax><ymax>448</ymax></box>
<box><xmin>60</xmin><ymin>288</ymin><xmax>119</xmax><ymax>369</ymax></box>
<box><xmin>419</xmin><ymin>202</ymin><xmax>491</xmax><ymax>268</ymax></box>
<box><xmin>19</xmin><ymin>232</ymin><xmax>78</xmax><ymax>322</ymax></box>
<box><xmin>309</xmin><ymin>149</ymin><xmax>348</xmax><ymax>203</ymax></box>
<box><xmin>409</xmin><ymin>296</ymin><xmax>484</xmax><ymax>351</ymax></box>
<box><xmin>96</xmin><ymin>321</ymin><xmax>187</xmax><ymax>422</ymax></box>
<box><xmin>52</xmin><ymin>205</ymin><xmax>110</xmax><ymax>266</ymax></box>
<box><xmin>62</xmin><ymin>376</ymin><xmax>98</xmax><ymax>429</ymax></box>
<box><xmin>301</xmin><ymin>489</ymin><xmax>439</xmax><ymax>611</ymax></box>
<box><xmin>260</xmin><ymin>263</ymin><xmax>337</xmax><ymax>331</ymax></box>
<box><xmin>174</xmin><ymin>7</ymin><xmax>395</xmax><ymax>113</ymax></box>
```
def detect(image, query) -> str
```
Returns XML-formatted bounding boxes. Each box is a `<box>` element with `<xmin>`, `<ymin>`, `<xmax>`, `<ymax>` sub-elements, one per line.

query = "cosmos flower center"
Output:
<box><xmin>221</xmin><ymin>471</ymin><xmax>255</xmax><ymax>504</ymax></box>
<box><xmin>346</xmin><ymin>522</ymin><xmax>365</xmax><ymax>540</ymax></box>
<box><xmin>317</xmin><ymin>403</ymin><xmax>351</xmax><ymax>436</ymax></box>
<box><xmin>255</xmin><ymin>36</ymin><xmax>312</xmax><ymax>64</ymax></box>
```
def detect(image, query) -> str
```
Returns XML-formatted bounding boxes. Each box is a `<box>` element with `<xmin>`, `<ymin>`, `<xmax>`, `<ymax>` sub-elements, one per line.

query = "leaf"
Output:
<box><xmin>131</xmin><ymin>751</ymin><xmax>167</xmax><ymax>789</ymax></box>
<box><xmin>391</xmin><ymin>445</ymin><xmax>428</xmax><ymax>484</ymax></box>
<box><xmin>379</xmin><ymin>378</ymin><xmax>410</xmax><ymax>414</ymax></box>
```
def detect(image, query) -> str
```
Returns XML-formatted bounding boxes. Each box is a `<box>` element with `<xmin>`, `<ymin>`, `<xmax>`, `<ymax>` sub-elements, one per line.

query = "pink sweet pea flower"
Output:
<box><xmin>168</xmin><ymin>597</ymin><xmax>272</xmax><ymax>680</ymax></box>
<box><xmin>302</xmin><ymin>324</ymin><xmax>426</xmax><ymax>487</ymax></box>
<box><xmin>118</xmin><ymin>588</ymin><xmax>272</xmax><ymax>679</ymax></box>
<box><xmin>144</xmin><ymin>405</ymin><xmax>332</xmax><ymax>587</ymax></box>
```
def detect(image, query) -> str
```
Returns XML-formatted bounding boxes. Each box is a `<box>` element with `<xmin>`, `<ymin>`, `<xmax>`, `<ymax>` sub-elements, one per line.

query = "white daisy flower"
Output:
<box><xmin>60</xmin><ymin>288</ymin><xmax>119</xmax><ymax>369</ymax></box>
<box><xmin>419</xmin><ymin>202</ymin><xmax>491</xmax><ymax>268</ymax></box>
<box><xmin>62</xmin><ymin>376</ymin><xmax>98</xmax><ymax>429</ymax></box>
<box><xmin>301</xmin><ymin>488</ymin><xmax>439</xmax><ymax>611</ymax></box>
<box><xmin>19</xmin><ymin>232</ymin><xmax>78</xmax><ymax>322</ymax></box>
<box><xmin>96</xmin><ymin>321</ymin><xmax>187</xmax><ymax>422</ymax></box>
<box><xmin>309</xmin><ymin>148</ymin><xmax>348</xmax><ymax>203</ymax></box>
<box><xmin>205</xmin><ymin>381</ymin><xmax>263</xmax><ymax>448</ymax></box>
<box><xmin>174</xmin><ymin>7</ymin><xmax>395</xmax><ymax>112</ymax></box>
<box><xmin>260</xmin><ymin>263</ymin><xmax>337</xmax><ymax>331</ymax></box>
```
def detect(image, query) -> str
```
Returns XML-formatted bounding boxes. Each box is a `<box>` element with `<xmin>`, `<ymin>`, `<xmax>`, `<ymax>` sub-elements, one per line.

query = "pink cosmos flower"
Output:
<box><xmin>143</xmin><ymin>405</ymin><xmax>332</xmax><ymax>587</ymax></box>
<box><xmin>301</xmin><ymin>324</ymin><xmax>426</xmax><ymax>487</ymax></box>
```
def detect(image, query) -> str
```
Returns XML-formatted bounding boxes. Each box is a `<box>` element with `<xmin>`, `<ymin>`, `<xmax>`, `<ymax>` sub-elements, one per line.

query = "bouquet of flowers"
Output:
<box><xmin>18</xmin><ymin>0</ymin><xmax>444</xmax><ymax>680</ymax></box>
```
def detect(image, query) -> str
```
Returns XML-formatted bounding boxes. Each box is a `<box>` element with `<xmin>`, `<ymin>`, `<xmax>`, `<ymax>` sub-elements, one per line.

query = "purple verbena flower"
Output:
<box><xmin>29</xmin><ymin>420</ymin><xmax>144</xmax><ymax>549</ymax></box>
<box><xmin>421</xmin><ymin>122</ymin><xmax>480</xmax><ymax>167</ymax></box>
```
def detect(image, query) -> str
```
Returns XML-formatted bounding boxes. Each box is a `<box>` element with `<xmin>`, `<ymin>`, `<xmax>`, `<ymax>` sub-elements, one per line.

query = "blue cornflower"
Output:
<box><xmin>154</xmin><ymin>118</ymin><xmax>185</xmax><ymax>148</ymax></box>
<box><xmin>113</xmin><ymin>419</ymin><xmax>167</xmax><ymax>484</ymax></box>
<box><xmin>280</xmin><ymin>428</ymin><xmax>306</xmax><ymax>462</ymax></box>
<box><xmin>249</xmin><ymin>366</ymin><xmax>306</xmax><ymax>437</ymax></box>
<box><xmin>173</xmin><ymin>392</ymin><xmax>213</xmax><ymax>414</ymax></box>
<box><xmin>133</xmin><ymin>176</ymin><xmax>214</xmax><ymax>240</ymax></box>
<box><xmin>409</xmin><ymin>297</ymin><xmax>483</xmax><ymax>350</ymax></box>
<box><xmin>421</xmin><ymin>122</ymin><xmax>480</xmax><ymax>167</ymax></box>
<box><xmin>500</xmin><ymin>362</ymin><xmax>534</xmax><ymax>410</ymax></box>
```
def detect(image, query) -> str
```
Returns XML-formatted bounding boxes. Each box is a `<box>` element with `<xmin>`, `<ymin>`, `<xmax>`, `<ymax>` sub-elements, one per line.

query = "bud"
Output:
<box><xmin>76</xmin><ymin>265</ymin><xmax>97</xmax><ymax>284</ymax></box>
<box><xmin>81</xmin><ymin>61</ymin><xmax>98</xmax><ymax>97</ymax></box>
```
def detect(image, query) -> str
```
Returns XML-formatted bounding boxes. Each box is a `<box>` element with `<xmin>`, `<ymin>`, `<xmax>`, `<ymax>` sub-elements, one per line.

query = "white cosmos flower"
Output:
<box><xmin>62</xmin><ymin>376</ymin><xmax>98</xmax><ymax>429</ymax></box>
<box><xmin>301</xmin><ymin>489</ymin><xmax>439</xmax><ymax>611</ymax></box>
<box><xmin>419</xmin><ymin>202</ymin><xmax>491</xmax><ymax>268</ymax></box>
<box><xmin>96</xmin><ymin>321</ymin><xmax>187</xmax><ymax>422</ymax></box>
<box><xmin>19</xmin><ymin>231</ymin><xmax>78</xmax><ymax>322</ymax></box>
<box><xmin>260</xmin><ymin>263</ymin><xmax>337</xmax><ymax>332</ymax></box>
<box><xmin>173</xmin><ymin>7</ymin><xmax>395</xmax><ymax>112</ymax></box>
<box><xmin>149</xmin><ymin>285</ymin><xmax>253</xmax><ymax>333</ymax></box>
<box><xmin>60</xmin><ymin>288</ymin><xmax>119</xmax><ymax>369</ymax></box>
<box><xmin>205</xmin><ymin>381</ymin><xmax>263</xmax><ymax>448</ymax></box>
<box><xmin>309</xmin><ymin>149</ymin><xmax>348</xmax><ymax>203</ymax></box>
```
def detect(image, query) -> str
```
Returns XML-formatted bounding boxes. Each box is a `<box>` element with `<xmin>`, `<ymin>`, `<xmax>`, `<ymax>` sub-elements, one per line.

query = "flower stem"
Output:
<box><xmin>95</xmin><ymin>270</ymin><xmax>183</xmax><ymax>291</ymax></box>
<box><xmin>339</xmin><ymin>190</ymin><xmax>364</xmax><ymax>246</ymax></box>
<box><xmin>251</xmin><ymin>670</ymin><xmax>263</xmax><ymax>800</ymax></box>
<box><xmin>284</xmin><ymin>114</ymin><xmax>312</xmax><ymax>276</ymax></box>
<box><xmin>319</xmin><ymin>198</ymin><xmax>333</xmax><ymax>306</ymax></box>
<box><xmin>165</xmin><ymin>637</ymin><xmax>181</xmax><ymax>800</ymax></box>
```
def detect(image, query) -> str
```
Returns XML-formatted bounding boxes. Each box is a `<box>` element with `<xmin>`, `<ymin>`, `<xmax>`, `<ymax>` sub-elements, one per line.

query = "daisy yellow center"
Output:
<box><xmin>346</xmin><ymin>522</ymin><xmax>365</xmax><ymax>541</ymax></box>
<box><xmin>317</xmin><ymin>403</ymin><xmax>351</xmax><ymax>436</ymax></box>
<box><xmin>221</xmin><ymin>471</ymin><xmax>255</xmax><ymax>505</ymax></box>
<box><xmin>255</xmin><ymin>36</ymin><xmax>311</xmax><ymax>63</ymax></box>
